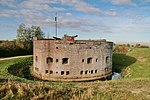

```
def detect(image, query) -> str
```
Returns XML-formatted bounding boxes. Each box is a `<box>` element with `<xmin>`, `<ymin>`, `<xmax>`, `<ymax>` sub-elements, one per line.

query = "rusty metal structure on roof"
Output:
<box><xmin>32</xmin><ymin>35</ymin><xmax>113</xmax><ymax>81</ymax></box>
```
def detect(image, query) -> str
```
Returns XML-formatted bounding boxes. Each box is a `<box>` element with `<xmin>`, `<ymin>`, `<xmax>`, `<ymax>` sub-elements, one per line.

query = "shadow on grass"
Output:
<box><xmin>8</xmin><ymin>63</ymin><xmax>36</xmax><ymax>81</ymax></box>
<box><xmin>113</xmin><ymin>53</ymin><xmax>137</xmax><ymax>73</ymax></box>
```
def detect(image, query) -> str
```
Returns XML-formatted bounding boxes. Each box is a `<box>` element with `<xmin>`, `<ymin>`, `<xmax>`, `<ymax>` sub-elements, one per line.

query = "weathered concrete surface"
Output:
<box><xmin>33</xmin><ymin>40</ymin><xmax>113</xmax><ymax>81</ymax></box>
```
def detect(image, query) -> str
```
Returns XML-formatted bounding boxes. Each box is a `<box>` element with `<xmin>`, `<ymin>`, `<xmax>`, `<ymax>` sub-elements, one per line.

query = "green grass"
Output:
<box><xmin>113</xmin><ymin>48</ymin><xmax>150</xmax><ymax>78</ymax></box>
<box><xmin>0</xmin><ymin>57</ymin><xmax>33</xmax><ymax>81</ymax></box>
<box><xmin>121</xmin><ymin>48</ymin><xmax>150</xmax><ymax>78</ymax></box>
<box><xmin>0</xmin><ymin>78</ymin><xmax>150</xmax><ymax>100</ymax></box>
<box><xmin>0</xmin><ymin>48</ymin><xmax>150</xmax><ymax>99</ymax></box>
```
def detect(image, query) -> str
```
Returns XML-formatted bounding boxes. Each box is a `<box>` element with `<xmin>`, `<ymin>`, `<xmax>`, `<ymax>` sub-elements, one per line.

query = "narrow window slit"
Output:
<box><xmin>85</xmin><ymin>70</ymin><xmax>88</xmax><ymax>74</ymax></box>
<box><xmin>80</xmin><ymin>71</ymin><xmax>83</xmax><ymax>75</ymax></box>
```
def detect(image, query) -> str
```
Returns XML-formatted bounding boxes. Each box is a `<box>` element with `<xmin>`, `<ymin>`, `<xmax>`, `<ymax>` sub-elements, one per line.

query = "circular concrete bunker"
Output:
<box><xmin>33</xmin><ymin>39</ymin><xmax>113</xmax><ymax>81</ymax></box>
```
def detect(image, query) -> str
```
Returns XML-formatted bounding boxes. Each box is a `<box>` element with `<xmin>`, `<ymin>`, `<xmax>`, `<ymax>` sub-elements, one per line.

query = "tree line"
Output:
<box><xmin>0</xmin><ymin>23</ymin><xmax>44</xmax><ymax>57</ymax></box>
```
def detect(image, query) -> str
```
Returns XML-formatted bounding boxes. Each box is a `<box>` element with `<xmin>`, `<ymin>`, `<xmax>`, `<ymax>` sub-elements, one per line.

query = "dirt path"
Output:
<box><xmin>0</xmin><ymin>55</ymin><xmax>32</xmax><ymax>61</ymax></box>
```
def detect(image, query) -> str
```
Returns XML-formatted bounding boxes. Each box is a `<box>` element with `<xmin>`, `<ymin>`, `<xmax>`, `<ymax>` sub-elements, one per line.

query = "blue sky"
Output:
<box><xmin>0</xmin><ymin>0</ymin><xmax>150</xmax><ymax>42</ymax></box>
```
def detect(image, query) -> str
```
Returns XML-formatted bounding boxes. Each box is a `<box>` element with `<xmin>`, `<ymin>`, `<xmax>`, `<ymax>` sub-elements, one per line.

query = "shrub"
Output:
<box><xmin>113</xmin><ymin>45</ymin><xmax>129</xmax><ymax>53</ymax></box>
<box><xmin>0</xmin><ymin>40</ymin><xmax>32</xmax><ymax>57</ymax></box>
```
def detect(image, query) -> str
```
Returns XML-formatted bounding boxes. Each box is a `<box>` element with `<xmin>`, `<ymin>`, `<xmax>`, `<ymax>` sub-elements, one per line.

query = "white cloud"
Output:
<box><xmin>105</xmin><ymin>12</ymin><xmax>117</xmax><ymax>16</ymax></box>
<box><xmin>107</xmin><ymin>0</ymin><xmax>136</xmax><ymax>6</ymax></box>
<box><xmin>0</xmin><ymin>10</ymin><xmax>18</xmax><ymax>17</ymax></box>
<box><xmin>144</xmin><ymin>0</ymin><xmax>150</xmax><ymax>2</ymax></box>
<box><xmin>0</xmin><ymin>0</ymin><xmax>111</xmax><ymax>33</ymax></box>
<box><xmin>0</xmin><ymin>9</ymin><xmax>44</xmax><ymax>18</ymax></box>
<box><xmin>0</xmin><ymin>0</ymin><xmax>17</xmax><ymax>8</ymax></box>
<box><xmin>1</xmin><ymin>0</ymin><xmax>102</xmax><ymax>14</ymax></box>
<box><xmin>56</xmin><ymin>17</ymin><xmax>112</xmax><ymax>33</ymax></box>
<box><xmin>0</xmin><ymin>9</ymin><xmax>48</xmax><ymax>27</ymax></box>
<box><xmin>112</xmin><ymin>0</ymin><xmax>132</xmax><ymax>4</ymax></box>
<box><xmin>20</xmin><ymin>0</ymin><xmax>101</xmax><ymax>13</ymax></box>
<box><xmin>59</xmin><ymin>0</ymin><xmax>102</xmax><ymax>13</ymax></box>
<box><xmin>66</xmin><ymin>13</ymin><xmax>72</xmax><ymax>16</ymax></box>
<box><xmin>0</xmin><ymin>10</ymin><xmax>112</xmax><ymax>33</ymax></box>
<box><xmin>125</xmin><ymin>13</ymin><xmax>134</xmax><ymax>17</ymax></box>
<box><xmin>101</xmin><ymin>16</ymin><xmax>150</xmax><ymax>37</ymax></box>
<box><xmin>20</xmin><ymin>0</ymin><xmax>65</xmax><ymax>11</ymax></box>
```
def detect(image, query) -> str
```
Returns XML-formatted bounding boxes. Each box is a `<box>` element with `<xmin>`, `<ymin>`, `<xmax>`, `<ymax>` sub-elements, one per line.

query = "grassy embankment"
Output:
<box><xmin>0</xmin><ymin>48</ymin><xmax>150</xmax><ymax>99</ymax></box>
<box><xmin>113</xmin><ymin>48</ymin><xmax>150</xmax><ymax>78</ymax></box>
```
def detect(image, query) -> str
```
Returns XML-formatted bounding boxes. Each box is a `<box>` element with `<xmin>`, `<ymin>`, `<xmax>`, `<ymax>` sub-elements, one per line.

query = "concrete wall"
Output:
<box><xmin>33</xmin><ymin>40</ymin><xmax>113</xmax><ymax>81</ymax></box>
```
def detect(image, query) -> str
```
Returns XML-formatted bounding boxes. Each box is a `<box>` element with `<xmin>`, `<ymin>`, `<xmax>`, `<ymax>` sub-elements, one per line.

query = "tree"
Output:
<box><xmin>0</xmin><ymin>40</ymin><xmax>17</xmax><ymax>50</ymax></box>
<box><xmin>16</xmin><ymin>23</ymin><xmax>44</xmax><ymax>50</ymax></box>
<box><xmin>23</xmin><ymin>27</ymin><xmax>32</xmax><ymax>50</ymax></box>
<box><xmin>16</xmin><ymin>23</ymin><xmax>26</xmax><ymax>49</ymax></box>
<box><xmin>31</xmin><ymin>26</ymin><xmax>44</xmax><ymax>40</ymax></box>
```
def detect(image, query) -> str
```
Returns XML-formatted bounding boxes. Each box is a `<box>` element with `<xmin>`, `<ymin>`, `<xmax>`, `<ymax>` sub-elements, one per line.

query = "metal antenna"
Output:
<box><xmin>55</xmin><ymin>12</ymin><xmax>58</xmax><ymax>37</ymax></box>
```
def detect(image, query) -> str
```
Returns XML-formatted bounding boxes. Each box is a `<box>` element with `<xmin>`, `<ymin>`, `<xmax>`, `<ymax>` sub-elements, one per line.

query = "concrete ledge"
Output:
<box><xmin>32</xmin><ymin>72</ymin><xmax>112</xmax><ymax>82</ymax></box>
